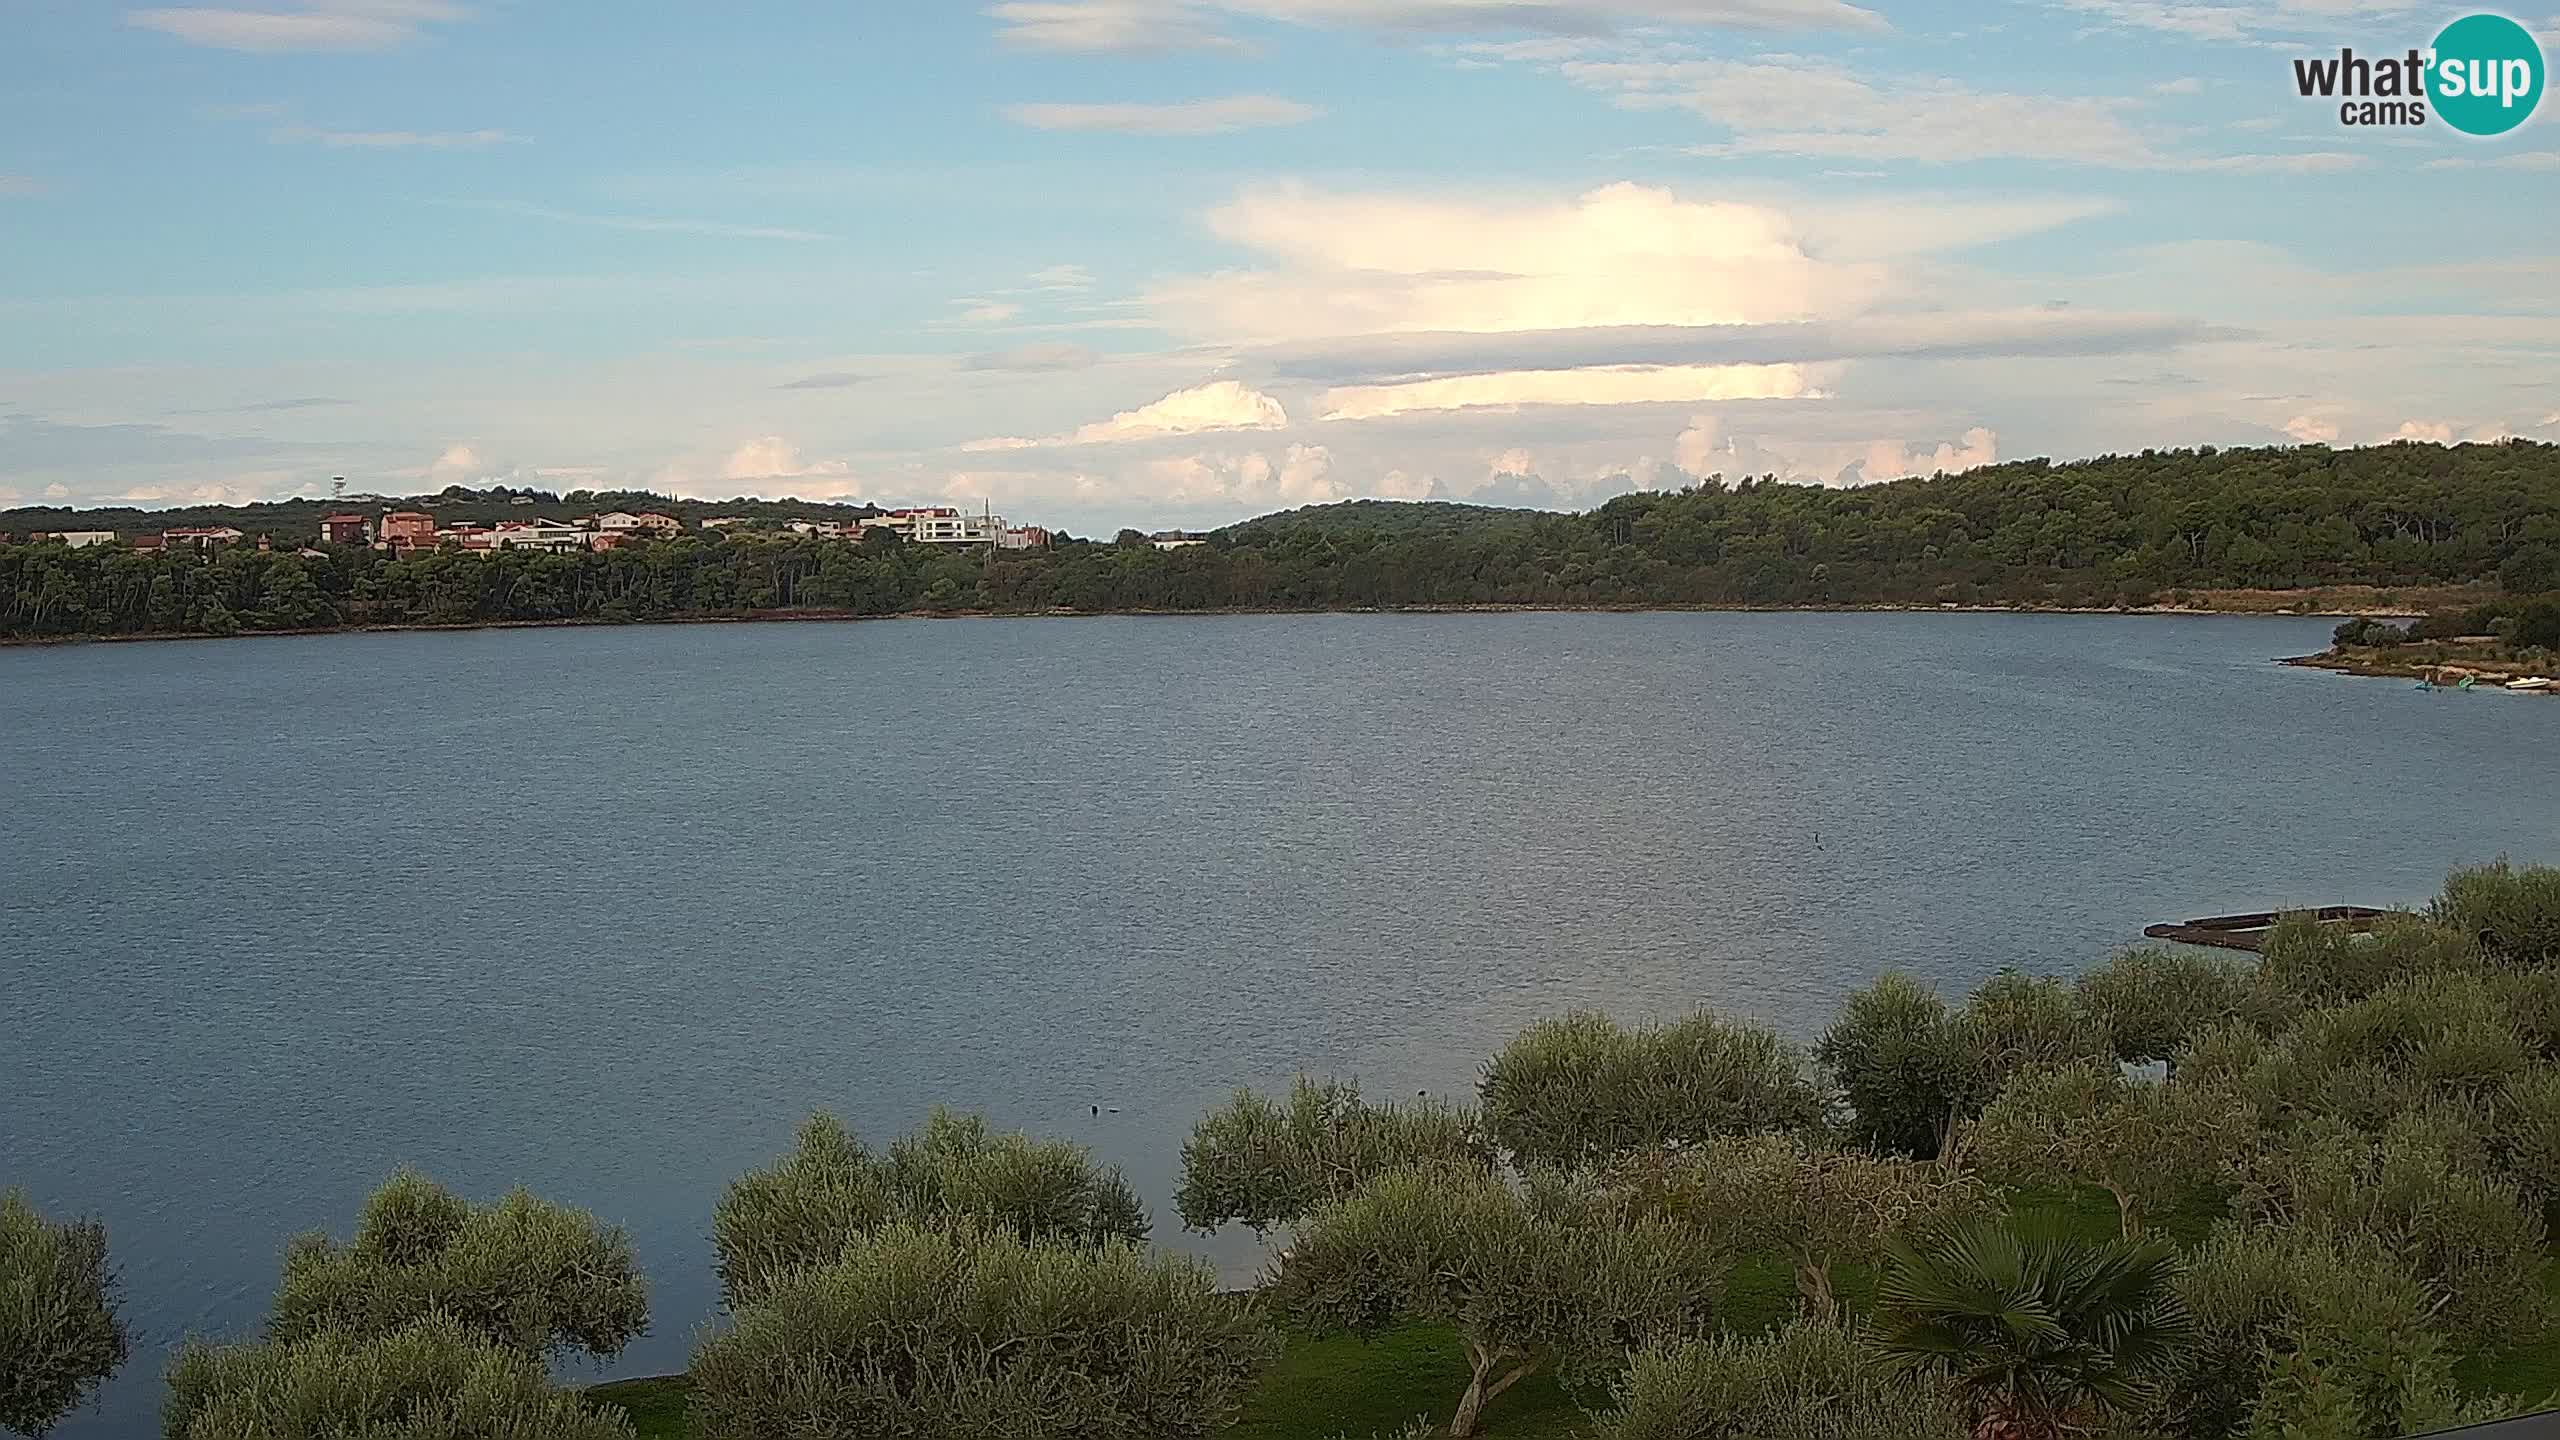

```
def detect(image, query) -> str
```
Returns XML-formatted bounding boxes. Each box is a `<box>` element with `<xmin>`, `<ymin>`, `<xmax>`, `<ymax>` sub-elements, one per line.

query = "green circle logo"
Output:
<box><xmin>2431</xmin><ymin>12</ymin><xmax>2545</xmax><ymax>135</ymax></box>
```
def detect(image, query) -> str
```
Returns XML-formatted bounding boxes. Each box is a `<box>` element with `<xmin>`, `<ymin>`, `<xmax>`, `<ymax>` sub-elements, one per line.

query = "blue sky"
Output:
<box><xmin>3</xmin><ymin>0</ymin><xmax>2556</xmax><ymax>532</ymax></box>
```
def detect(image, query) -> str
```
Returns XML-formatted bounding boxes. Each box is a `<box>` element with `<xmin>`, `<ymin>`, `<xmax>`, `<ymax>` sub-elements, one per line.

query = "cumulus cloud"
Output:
<box><xmin>1850</xmin><ymin>427</ymin><xmax>1999</xmax><ymax>482</ymax></box>
<box><xmin>127</xmin><ymin>1</ymin><xmax>468</xmax><ymax>51</ymax></box>
<box><xmin>1155</xmin><ymin>181</ymin><xmax>1888</xmax><ymax>344</ymax></box>
<box><xmin>1320</xmin><ymin>362</ymin><xmax>1815</xmax><ymax>420</ymax></box>
<box><xmin>723</xmin><ymin>436</ymin><xmax>851</xmax><ymax>481</ymax></box>
<box><xmin>989</xmin><ymin>0</ymin><xmax>1884</xmax><ymax>51</ymax></box>
<box><xmin>776</xmin><ymin>372</ymin><xmax>867</xmax><ymax>390</ymax></box>
<box><xmin>968</xmin><ymin>380</ymin><xmax>1289</xmax><ymax>449</ymax></box>
<box><xmin>1003</xmin><ymin>95</ymin><xmax>1321</xmax><ymax>134</ymax></box>
<box><xmin>2389</xmin><ymin>420</ymin><xmax>2456</xmax><ymax>445</ymax></box>
<box><xmin>2283</xmin><ymin>414</ymin><xmax>2341</xmax><ymax>444</ymax></box>
<box><xmin>427</xmin><ymin>442</ymin><xmax>486</xmax><ymax>482</ymax></box>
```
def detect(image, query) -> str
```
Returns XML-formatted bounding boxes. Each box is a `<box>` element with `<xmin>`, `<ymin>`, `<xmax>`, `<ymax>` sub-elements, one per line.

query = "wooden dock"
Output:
<box><xmin>2142</xmin><ymin>906</ymin><xmax>2390</xmax><ymax>953</ymax></box>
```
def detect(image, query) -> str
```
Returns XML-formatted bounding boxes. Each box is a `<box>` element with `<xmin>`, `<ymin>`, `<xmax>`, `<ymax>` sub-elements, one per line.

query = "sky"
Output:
<box><xmin>2</xmin><ymin>0</ymin><xmax>2556</xmax><ymax>535</ymax></box>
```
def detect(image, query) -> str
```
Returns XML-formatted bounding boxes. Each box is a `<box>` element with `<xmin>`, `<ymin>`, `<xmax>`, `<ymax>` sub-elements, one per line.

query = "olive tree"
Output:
<box><xmin>1</xmin><ymin>1190</ymin><xmax>129</xmax><ymax>1439</ymax></box>
<box><xmin>2167</xmin><ymin>1223</ymin><xmax>2512</xmax><ymax>1440</ymax></box>
<box><xmin>715</xmin><ymin>1109</ymin><xmax>1146</xmax><ymax>1308</ymax></box>
<box><xmin>1820</xmin><ymin>971</ymin><xmax>2110</xmax><ymax>1160</ymax></box>
<box><xmin>268</xmin><ymin>1169</ymin><xmax>647</xmax><ymax>1362</ymax></box>
<box><xmin>2436</xmin><ymin>860</ymin><xmax>2560</xmax><ymax>969</ymax></box>
<box><xmin>164</xmin><ymin>1314</ymin><xmax>635</xmax><ymax>1440</ymax></box>
<box><xmin>1479</xmin><ymin>1010</ymin><xmax>1822</xmax><ymax>1169</ymax></box>
<box><xmin>1594</xmin><ymin>1319</ymin><xmax>1965</xmax><ymax>1440</ymax></box>
<box><xmin>1273</xmin><ymin>1163</ymin><xmax>1724</xmax><ymax>1438</ymax></box>
<box><xmin>1610</xmin><ymin>1135</ymin><xmax>1990</xmax><ymax>1320</ymax></box>
<box><xmin>2073</xmin><ymin>948</ymin><xmax>2254</xmax><ymax>1068</ymax></box>
<box><xmin>1968</xmin><ymin>1061</ymin><xmax>2260</xmax><ymax>1237</ymax></box>
<box><xmin>1175</xmin><ymin>1077</ymin><xmax>1491</xmax><ymax>1235</ymax></box>
<box><xmin>688</xmin><ymin>1221</ymin><xmax>1277</xmax><ymax>1440</ymax></box>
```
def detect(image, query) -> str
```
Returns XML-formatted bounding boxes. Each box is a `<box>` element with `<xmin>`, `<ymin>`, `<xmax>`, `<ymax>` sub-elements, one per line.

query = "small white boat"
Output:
<box><xmin>2507</xmin><ymin>677</ymin><xmax>2554</xmax><ymax>692</ymax></box>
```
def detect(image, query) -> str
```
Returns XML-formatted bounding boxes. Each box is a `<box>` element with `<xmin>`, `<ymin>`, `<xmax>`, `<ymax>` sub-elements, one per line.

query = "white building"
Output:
<box><xmin>50</xmin><ymin>531</ymin><xmax>118</xmax><ymax>548</ymax></box>
<box><xmin>914</xmin><ymin>511</ymin><xmax>1003</xmax><ymax>545</ymax></box>
<box><xmin>589</xmin><ymin>511</ymin><xmax>682</xmax><ymax>536</ymax></box>
<box><xmin>490</xmin><ymin>520</ymin><xmax>588</xmax><ymax>553</ymax></box>
<box><xmin>1149</xmin><ymin>531</ymin><xmax>1209</xmax><ymax>551</ymax></box>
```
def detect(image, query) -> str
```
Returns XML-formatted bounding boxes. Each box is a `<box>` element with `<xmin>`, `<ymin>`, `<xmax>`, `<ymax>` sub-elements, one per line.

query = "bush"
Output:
<box><xmin>269</xmin><ymin>1170</ymin><xmax>647</xmax><ymax>1362</ymax></box>
<box><xmin>2075</xmin><ymin>948</ymin><xmax>2255</xmax><ymax>1066</ymax></box>
<box><xmin>1480</xmin><ymin>1010</ymin><xmax>1822</xmax><ymax>1170</ymax></box>
<box><xmin>2330</xmin><ymin>618</ymin><xmax>2409</xmax><ymax>648</ymax></box>
<box><xmin>1818</xmin><ymin>974</ymin><xmax>1972</xmax><ymax>1158</ymax></box>
<box><xmin>688</xmin><ymin>1222</ymin><xmax>1275</xmax><ymax>1440</ymax></box>
<box><xmin>2515</xmin><ymin>597</ymin><xmax>2560</xmax><ymax>650</ymax></box>
<box><xmin>2436</xmin><ymin>862</ymin><xmax>2560</xmax><ymax>970</ymax></box>
<box><xmin>1176</xmin><ymin>1078</ymin><xmax>1491</xmax><ymax>1235</ymax></box>
<box><xmin>2168</xmin><ymin>1224</ymin><xmax>2503</xmax><ymax>1440</ymax></box>
<box><xmin>163</xmin><ymin>1315</ymin><xmax>635</xmax><ymax>1440</ymax></box>
<box><xmin>1969</xmin><ymin>1061</ymin><xmax>2259</xmax><ymax>1237</ymax></box>
<box><xmin>1595</xmin><ymin>1319</ymin><xmax>1965</xmax><ymax>1440</ymax></box>
<box><xmin>0</xmin><ymin>1190</ymin><xmax>130</xmax><ymax>1439</ymax></box>
<box><xmin>2256</xmin><ymin>913</ymin><xmax>2484</xmax><ymax>1012</ymax></box>
<box><xmin>1275</xmin><ymin>1163</ymin><xmax>1724</xmax><ymax>1438</ymax></box>
<box><xmin>714</xmin><ymin>1110</ymin><xmax>1146</xmax><ymax>1309</ymax></box>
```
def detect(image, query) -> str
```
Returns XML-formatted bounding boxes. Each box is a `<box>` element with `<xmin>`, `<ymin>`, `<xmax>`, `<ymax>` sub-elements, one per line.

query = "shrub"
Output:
<box><xmin>1175</xmin><ymin>1078</ymin><xmax>1491</xmax><ymax>1235</ymax></box>
<box><xmin>1608</xmin><ymin>1134</ymin><xmax>1990</xmax><ymax>1318</ymax></box>
<box><xmin>2168</xmin><ymin>1223</ymin><xmax>2503</xmax><ymax>1440</ymax></box>
<box><xmin>687</xmin><ymin>1222</ymin><xmax>1275</xmax><ymax>1440</ymax></box>
<box><xmin>269</xmin><ymin>1170</ymin><xmax>647</xmax><ymax>1362</ymax></box>
<box><xmin>163</xmin><ymin>1315</ymin><xmax>635</xmax><ymax>1440</ymax></box>
<box><xmin>1594</xmin><ymin>1319</ymin><xmax>1965</xmax><ymax>1440</ymax></box>
<box><xmin>2075</xmin><ymin>948</ymin><xmax>2255</xmax><ymax>1066</ymax></box>
<box><xmin>2330</xmin><ymin>618</ymin><xmax>2409</xmax><ymax>648</ymax></box>
<box><xmin>0</xmin><ymin>1190</ymin><xmax>130</xmax><ymax>1439</ymax></box>
<box><xmin>2436</xmin><ymin>862</ymin><xmax>2560</xmax><ymax>970</ymax></box>
<box><xmin>1969</xmin><ymin>1061</ymin><xmax>2259</xmax><ymax>1237</ymax></box>
<box><xmin>1480</xmin><ymin>1010</ymin><xmax>1822</xmax><ymax>1170</ymax></box>
<box><xmin>1275</xmin><ymin>1163</ymin><xmax>1724</xmax><ymax>1438</ymax></box>
<box><xmin>1818</xmin><ymin>974</ymin><xmax>1972</xmax><ymax>1158</ymax></box>
<box><xmin>2256</xmin><ymin>913</ymin><xmax>2484</xmax><ymax>1012</ymax></box>
<box><xmin>715</xmin><ymin>1109</ymin><xmax>1146</xmax><ymax>1308</ymax></box>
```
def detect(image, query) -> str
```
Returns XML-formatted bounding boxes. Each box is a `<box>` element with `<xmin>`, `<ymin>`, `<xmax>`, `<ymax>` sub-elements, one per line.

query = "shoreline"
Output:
<box><xmin>2283</xmin><ymin>650</ymin><xmax>2560</xmax><ymax>693</ymax></box>
<box><xmin>0</xmin><ymin>597</ymin><xmax>2423</xmax><ymax>651</ymax></box>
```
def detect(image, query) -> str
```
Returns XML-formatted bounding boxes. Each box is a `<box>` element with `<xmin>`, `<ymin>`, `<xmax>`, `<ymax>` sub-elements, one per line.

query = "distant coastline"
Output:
<box><xmin>0</xmin><ymin>594</ymin><xmax>2425</xmax><ymax>651</ymax></box>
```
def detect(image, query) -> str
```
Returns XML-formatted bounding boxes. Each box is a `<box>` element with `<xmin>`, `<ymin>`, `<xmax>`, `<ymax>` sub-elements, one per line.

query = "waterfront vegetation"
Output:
<box><xmin>6</xmin><ymin>862</ymin><xmax>2560</xmax><ymax>1438</ymax></box>
<box><xmin>6</xmin><ymin>441</ymin><xmax>2560</xmax><ymax>641</ymax></box>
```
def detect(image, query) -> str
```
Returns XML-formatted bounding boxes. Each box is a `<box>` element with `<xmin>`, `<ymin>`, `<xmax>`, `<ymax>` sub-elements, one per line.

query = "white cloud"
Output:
<box><xmin>724</xmin><ymin>436</ymin><xmax>851</xmax><ymax>481</ymax></box>
<box><xmin>272</xmin><ymin>125</ymin><xmax>522</xmax><ymax>149</ymax></box>
<box><xmin>2283</xmin><ymin>414</ymin><xmax>2340</xmax><ymax>444</ymax></box>
<box><xmin>464</xmin><ymin>201</ymin><xmax>825</xmax><ymax>241</ymax></box>
<box><xmin>44</xmin><ymin>483</ymin><xmax>72</xmax><ymax>499</ymax></box>
<box><xmin>126</xmin><ymin>1</ymin><xmax>467</xmax><ymax>52</ymax></box>
<box><xmin>427</xmin><ymin>442</ymin><xmax>484</xmax><ymax>482</ymax></box>
<box><xmin>1003</xmin><ymin>95</ymin><xmax>1321</xmax><ymax>135</ymax></box>
<box><xmin>958</xmin><ymin>300</ymin><xmax>1025</xmax><ymax>325</ymax></box>
<box><xmin>1320</xmin><ymin>362</ymin><xmax>1815</xmax><ymax>420</ymax></box>
<box><xmin>1852</xmin><ymin>427</ymin><xmax>1999</xmax><ymax>482</ymax></box>
<box><xmin>2151</xmin><ymin>77</ymin><xmax>2204</xmax><ymax>95</ymax></box>
<box><xmin>968</xmin><ymin>379</ymin><xmax>1290</xmax><ymax>449</ymax></box>
<box><xmin>2422</xmin><ymin>151</ymin><xmax>2560</xmax><ymax>172</ymax></box>
<box><xmin>989</xmin><ymin>0</ymin><xmax>1885</xmax><ymax>52</ymax></box>
<box><xmin>1027</xmin><ymin>265</ymin><xmax>1096</xmax><ymax>291</ymax></box>
<box><xmin>2046</xmin><ymin>0</ymin><xmax>2421</xmax><ymax>43</ymax></box>
<box><xmin>1155</xmin><ymin>181</ymin><xmax>1887</xmax><ymax>344</ymax></box>
<box><xmin>2390</xmin><ymin>420</ymin><xmax>2456</xmax><ymax>444</ymax></box>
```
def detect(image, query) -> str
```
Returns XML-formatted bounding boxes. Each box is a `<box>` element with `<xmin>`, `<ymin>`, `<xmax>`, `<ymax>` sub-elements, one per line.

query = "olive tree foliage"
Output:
<box><xmin>2435</xmin><ymin>860</ymin><xmax>2560</xmax><ymax>970</ymax></box>
<box><xmin>163</xmin><ymin>1314</ymin><xmax>636</xmax><ymax>1440</ymax></box>
<box><xmin>2254</xmin><ymin>914</ymin><xmax>2488</xmax><ymax>1015</ymax></box>
<box><xmin>1968</xmin><ymin>1061</ymin><xmax>2260</xmax><ymax>1237</ymax></box>
<box><xmin>2165</xmin><ymin>1224</ymin><xmax>2517</xmax><ymax>1440</ymax></box>
<box><xmin>1593</xmin><ymin>1319</ymin><xmax>1966</xmax><ymax>1440</ymax></box>
<box><xmin>1478</xmin><ymin>1010</ymin><xmax>1822</xmax><ymax>1170</ymax></box>
<box><xmin>1274</xmin><ymin>1163</ymin><xmax>1725</xmax><ymax>1439</ymax></box>
<box><xmin>714</xmin><ymin>1109</ymin><xmax>1147</xmax><ymax>1308</ymax></box>
<box><xmin>269</xmin><ymin>1169</ymin><xmax>647</xmax><ymax>1363</ymax></box>
<box><xmin>1175</xmin><ymin>1078</ymin><xmax>1491</xmax><ymax>1235</ymax></box>
<box><xmin>1819</xmin><ymin>971</ymin><xmax>2111</xmax><ymax>1161</ymax></box>
<box><xmin>0</xmin><ymin>1190</ymin><xmax>130</xmax><ymax>1440</ymax></box>
<box><xmin>687</xmin><ymin>1221</ymin><xmax>1277</xmax><ymax>1440</ymax></box>
<box><xmin>1609</xmin><ymin>1135</ymin><xmax>1990</xmax><ymax>1320</ymax></box>
<box><xmin>2074</xmin><ymin>948</ymin><xmax>2255</xmax><ymax>1067</ymax></box>
<box><xmin>2229</xmin><ymin>1114</ymin><xmax>2549</xmax><ymax>1347</ymax></box>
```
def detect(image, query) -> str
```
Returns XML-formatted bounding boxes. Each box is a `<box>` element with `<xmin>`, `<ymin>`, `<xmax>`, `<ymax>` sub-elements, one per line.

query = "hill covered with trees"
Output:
<box><xmin>5</xmin><ymin>441</ymin><xmax>2557</xmax><ymax>641</ymax></box>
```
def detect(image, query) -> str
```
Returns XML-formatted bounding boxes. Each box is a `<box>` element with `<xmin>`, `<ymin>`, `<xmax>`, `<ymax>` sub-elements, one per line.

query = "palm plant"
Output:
<box><xmin>1870</xmin><ymin>1215</ymin><xmax>2194</xmax><ymax>1440</ymax></box>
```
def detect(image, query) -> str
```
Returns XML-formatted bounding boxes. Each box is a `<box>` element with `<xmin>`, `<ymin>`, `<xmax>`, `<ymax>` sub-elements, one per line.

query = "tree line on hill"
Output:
<box><xmin>7</xmin><ymin>860</ymin><xmax>2558</xmax><ymax>1440</ymax></box>
<box><xmin>4</xmin><ymin>442</ymin><xmax>2560</xmax><ymax>641</ymax></box>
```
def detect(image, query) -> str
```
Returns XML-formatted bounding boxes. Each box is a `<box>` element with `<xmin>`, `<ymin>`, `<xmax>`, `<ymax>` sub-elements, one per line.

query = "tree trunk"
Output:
<box><xmin>1450</xmin><ymin>1345</ymin><xmax>1540</xmax><ymax>1439</ymax></box>
<box><xmin>2105</xmin><ymin>1182</ymin><xmax>2143</xmax><ymax>1239</ymax></box>
<box><xmin>1795</xmin><ymin>1256</ymin><xmax>1841</xmax><ymax>1322</ymax></box>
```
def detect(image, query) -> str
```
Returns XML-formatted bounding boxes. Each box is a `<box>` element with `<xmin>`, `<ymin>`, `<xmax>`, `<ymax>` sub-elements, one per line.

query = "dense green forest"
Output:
<box><xmin>6</xmin><ymin>441</ymin><xmax>2559</xmax><ymax>640</ymax></box>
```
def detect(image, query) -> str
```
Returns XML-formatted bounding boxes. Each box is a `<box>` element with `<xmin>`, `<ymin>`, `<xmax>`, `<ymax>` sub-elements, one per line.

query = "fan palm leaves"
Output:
<box><xmin>1871</xmin><ymin>1215</ymin><xmax>2195</xmax><ymax>1440</ymax></box>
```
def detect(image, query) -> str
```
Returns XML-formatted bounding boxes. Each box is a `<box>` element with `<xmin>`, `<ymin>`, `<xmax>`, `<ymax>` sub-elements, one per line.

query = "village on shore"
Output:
<box><xmin>5</xmin><ymin>502</ymin><xmax>1216</xmax><ymax>557</ymax></box>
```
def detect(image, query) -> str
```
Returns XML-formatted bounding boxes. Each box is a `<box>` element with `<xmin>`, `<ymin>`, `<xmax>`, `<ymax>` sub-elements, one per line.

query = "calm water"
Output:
<box><xmin>5</xmin><ymin>612</ymin><xmax>2555</xmax><ymax>1431</ymax></box>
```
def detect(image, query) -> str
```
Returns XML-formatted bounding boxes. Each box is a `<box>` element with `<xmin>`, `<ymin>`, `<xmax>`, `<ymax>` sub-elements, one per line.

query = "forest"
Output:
<box><xmin>5</xmin><ymin>441</ymin><xmax>2559</xmax><ymax>641</ymax></box>
<box><xmin>9</xmin><ymin>860</ymin><xmax>2559</xmax><ymax>1440</ymax></box>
